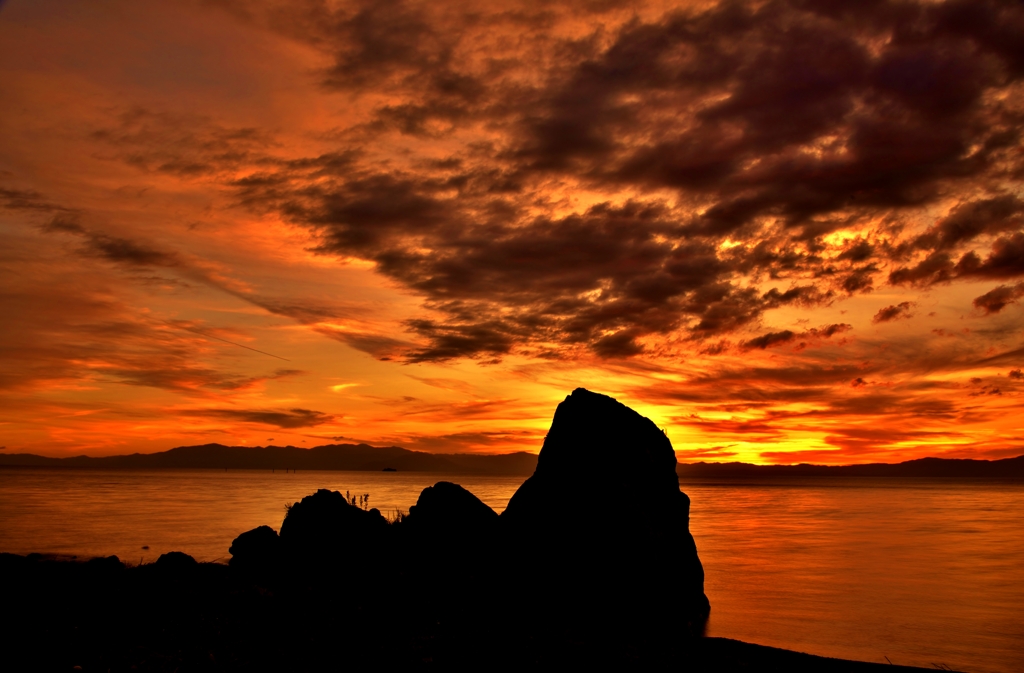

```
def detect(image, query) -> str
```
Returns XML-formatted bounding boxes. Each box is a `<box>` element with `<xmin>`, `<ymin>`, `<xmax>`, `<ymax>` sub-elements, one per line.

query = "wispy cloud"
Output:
<box><xmin>181</xmin><ymin>407</ymin><xmax>334</xmax><ymax>428</ymax></box>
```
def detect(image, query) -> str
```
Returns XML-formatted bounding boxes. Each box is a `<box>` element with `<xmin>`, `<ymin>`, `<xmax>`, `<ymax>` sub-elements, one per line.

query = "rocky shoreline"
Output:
<box><xmin>2</xmin><ymin>390</ymin><xmax>963</xmax><ymax>671</ymax></box>
<box><xmin>2</xmin><ymin>551</ymin><xmax>944</xmax><ymax>672</ymax></box>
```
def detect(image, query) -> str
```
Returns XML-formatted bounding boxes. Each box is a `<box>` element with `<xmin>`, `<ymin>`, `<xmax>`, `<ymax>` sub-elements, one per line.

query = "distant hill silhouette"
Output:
<box><xmin>3</xmin><ymin>442</ymin><xmax>1021</xmax><ymax>478</ymax></box>
<box><xmin>0</xmin><ymin>443</ymin><xmax>538</xmax><ymax>475</ymax></box>
<box><xmin>677</xmin><ymin>455</ymin><xmax>1024</xmax><ymax>478</ymax></box>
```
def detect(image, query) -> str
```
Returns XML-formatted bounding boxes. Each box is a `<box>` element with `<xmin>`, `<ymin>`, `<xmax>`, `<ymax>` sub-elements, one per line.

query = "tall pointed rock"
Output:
<box><xmin>502</xmin><ymin>388</ymin><xmax>710</xmax><ymax>629</ymax></box>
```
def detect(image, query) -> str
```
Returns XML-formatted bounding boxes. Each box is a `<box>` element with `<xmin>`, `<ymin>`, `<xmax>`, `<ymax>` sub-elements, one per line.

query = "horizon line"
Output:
<box><xmin>1</xmin><ymin>441</ymin><xmax>1022</xmax><ymax>469</ymax></box>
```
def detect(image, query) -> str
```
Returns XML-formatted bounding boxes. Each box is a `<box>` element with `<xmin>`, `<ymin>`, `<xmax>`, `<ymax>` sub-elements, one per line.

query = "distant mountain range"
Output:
<box><xmin>677</xmin><ymin>455</ymin><xmax>1024</xmax><ymax>478</ymax></box>
<box><xmin>1</xmin><ymin>443</ymin><xmax>1022</xmax><ymax>478</ymax></box>
<box><xmin>0</xmin><ymin>443</ymin><xmax>539</xmax><ymax>476</ymax></box>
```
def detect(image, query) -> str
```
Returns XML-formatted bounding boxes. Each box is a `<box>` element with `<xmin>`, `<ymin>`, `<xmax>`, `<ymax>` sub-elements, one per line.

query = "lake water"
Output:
<box><xmin>1</xmin><ymin>468</ymin><xmax>1022</xmax><ymax>673</ymax></box>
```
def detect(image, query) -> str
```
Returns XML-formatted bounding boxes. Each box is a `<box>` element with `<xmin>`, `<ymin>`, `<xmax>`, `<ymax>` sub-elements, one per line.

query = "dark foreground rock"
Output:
<box><xmin>279</xmin><ymin>488</ymin><xmax>389</xmax><ymax>553</ymax></box>
<box><xmin>0</xmin><ymin>390</ymin><xmax>958</xmax><ymax>671</ymax></box>
<box><xmin>0</xmin><ymin>552</ymin><xmax>948</xmax><ymax>672</ymax></box>
<box><xmin>403</xmin><ymin>481</ymin><xmax>498</xmax><ymax>539</ymax></box>
<box><xmin>502</xmin><ymin>388</ymin><xmax>709</xmax><ymax>632</ymax></box>
<box><xmin>154</xmin><ymin>550</ymin><xmax>198</xmax><ymax>570</ymax></box>
<box><xmin>228</xmin><ymin>525</ymin><xmax>281</xmax><ymax>575</ymax></box>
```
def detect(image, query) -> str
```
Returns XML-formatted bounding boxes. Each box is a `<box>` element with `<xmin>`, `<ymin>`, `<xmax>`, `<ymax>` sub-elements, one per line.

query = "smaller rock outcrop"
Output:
<box><xmin>402</xmin><ymin>481</ymin><xmax>498</xmax><ymax>539</ymax></box>
<box><xmin>154</xmin><ymin>551</ymin><xmax>198</xmax><ymax>571</ymax></box>
<box><xmin>279</xmin><ymin>489</ymin><xmax>389</xmax><ymax>568</ymax></box>
<box><xmin>85</xmin><ymin>555</ymin><xmax>124</xmax><ymax>575</ymax></box>
<box><xmin>229</xmin><ymin>525</ymin><xmax>281</xmax><ymax>574</ymax></box>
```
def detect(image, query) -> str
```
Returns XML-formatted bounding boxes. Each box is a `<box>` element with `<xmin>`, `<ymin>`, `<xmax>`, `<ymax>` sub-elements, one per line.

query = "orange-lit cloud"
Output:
<box><xmin>1</xmin><ymin>0</ymin><xmax>1023</xmax><ymax>463</ymax></box>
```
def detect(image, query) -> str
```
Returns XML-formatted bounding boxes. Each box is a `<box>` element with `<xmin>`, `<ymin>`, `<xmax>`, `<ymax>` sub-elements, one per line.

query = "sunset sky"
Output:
<box><xmin>2</xmin><ymin>0</ymin><xmax>1023</xmax><ymax>463</ymax></box>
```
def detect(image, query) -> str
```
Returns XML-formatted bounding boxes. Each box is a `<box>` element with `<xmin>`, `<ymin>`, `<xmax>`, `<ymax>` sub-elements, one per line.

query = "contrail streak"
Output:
<box><xmin>174</xmin><ymin>325</ymin><xmax>291</xmax><ymax>361</ymax></box>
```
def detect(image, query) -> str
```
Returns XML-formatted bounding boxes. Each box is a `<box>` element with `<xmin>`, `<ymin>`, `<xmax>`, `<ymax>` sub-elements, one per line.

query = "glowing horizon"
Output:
<box><xmin>2</xmin><ymin>0</ymin><xmax>1023</xmax><ymax>464</ymax></box>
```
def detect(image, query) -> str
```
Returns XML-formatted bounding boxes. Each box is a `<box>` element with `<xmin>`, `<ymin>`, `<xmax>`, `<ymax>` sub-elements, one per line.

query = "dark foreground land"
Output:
<box><xmin>2</xmin><ymin>552</ymin><xmax>942</xmax><ymax>673</ymax></box>
<box><xmin>2</xmin><ymin>390</ymin><xmax>968</xmax><ymax>672</ymax></box>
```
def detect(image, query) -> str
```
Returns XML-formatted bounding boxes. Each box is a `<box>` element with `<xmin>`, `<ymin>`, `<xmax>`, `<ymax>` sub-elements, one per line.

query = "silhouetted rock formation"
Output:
<box><xmin>85</xmin><ymin>555</ymin><xmax>124</xmax><ymax>575</ymax></box>
<box><xmin>7</xmin><ymin>389</ymin><xmax>971</xmax><ymax>670</ymax></box>
<box><xmin>228</xmin><ymin>525</ymin><xmax>281</xmax><ymax>575</ymax></box>
<box><xmin>155</xmin><ymin>551</ymin><xmax>198</xmax><ymax>569</ymax></box>
<box><xmin>502</xmin><ymin>388</ymin><xmax>710</xmax><ymax>631</ymax></box>
<box><xmin>400</xmin><ymin>482</ymin><xmax>500</xmax><ymax>587</ymax></box>
<box><xmin>1</xmin><ymin>551</ymin><xmax>942</xmax><ymax>671</ymax></box>
<box><xmin>279</xmin><ymin>489</ymin><xmax>389</xmax><ymax>569</ymax></box>
<box><xmin>403</xmin><ymin>481</ymin><xmax>498</xmax><ymax>539</ymax></box>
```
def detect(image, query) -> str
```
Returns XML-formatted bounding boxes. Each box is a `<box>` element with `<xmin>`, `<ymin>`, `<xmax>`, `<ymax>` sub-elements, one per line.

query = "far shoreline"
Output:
<box><xmin>3</xmin><ymin>452</ymin><xmax>1024</xmax><ymax>480</ymax></box>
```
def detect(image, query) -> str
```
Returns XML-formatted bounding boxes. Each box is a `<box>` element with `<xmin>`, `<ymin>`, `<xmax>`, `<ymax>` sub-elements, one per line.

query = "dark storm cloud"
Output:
<box><xmin>323</xmin><ymin>332</ymin><xmax>414</xmax><ymax>360</ymax></box>
<box><xmin>98</xmin><ymin>0</ymin><xmax>1024</xmax><ymax>361</ymax></box>
<box><xmin>812</xmin><ymin>323</ymin><xmax>853</xmax><ymax>339</ymax></box>
<box><xmin>91</xmin><ymin>107</ymin><xmax>276</xmax><ymax>177</ymax></box>
<box><xmin>892</xmin><ymin>232</ymin><xmax>1024</xmax><ymax>287</ymax></box>
<box><xmin>740</xmin><ymin>330</ymin><xmax>797</xmax><ymax>351</ymax></box>
<box><xmin>897</xmin><ymin>229</ymin><xmax>1024</xmax><ymax>286</ymax></box>
<box><xmin>739</xmin><ymin>323</ymin><xmax>851</xmax><ymax>351</ymax></box>
<box><xmin>955</xmin><ymin>233</ymin><xmax>1024</xmax><ymax>279</ymax></box>
<box><xmin>181</xmin><ymin>407</ymin><xmax>334</xmax><ymax>428</ymax></box>
<box><xmin>520</xmin><ymin>0</ymin><xmax>1024</xmax><ymax>225</ymax></box>
<box><xmin>319</xmin><ymin>0</ymin><xmax>447</xmax><ymax>90</ymax></box>
<box><xmin>910</xmin><ymin>196</ymin><xmax>1024</xmax><ymax>251</ymax></box>
<box><xmin>83</xmin><ymin>232</ymin><xmax>181</xmax><ymax>267</ymax></box>
<box><xmin>404</xmin><ymin>319</ymin><xmax>515</xmax><ymax>362</ymax></box>
<box><xmin>1</xmin><ymin>187</ymin><xmax>64</xmax><ymax>211</ymax></box>
<box><xmin>836</xmin><ymin>239</ymin><xmax>874</xmax><ymax>263</ymax></box>
<box><xmin>888</xmin><ymin>251</ymin><xmax>957</xmax><ymax>287</ymax></box>
<box><xmin>873</xmin><ymin>302</ymin><xmax>915</xmax><ymax>323</ymax></box>
<box><xmin>973</xmin><ymin>283</ymin><xmax>1024</xmax><ymax>315</ymax></box>
<box><xmin>247</xmin><ymin>175</ymin><xmax>786</xmax><ymax>358</ymax></box>
<box><xmin>45</xmin><ymin>217</ymin><xmax>182</xmax><ymax>268</ymax></box>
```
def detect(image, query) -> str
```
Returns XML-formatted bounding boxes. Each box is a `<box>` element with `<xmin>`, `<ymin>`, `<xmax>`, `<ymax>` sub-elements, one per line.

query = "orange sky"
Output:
<box><xmin>1</xmin><ymin>0</ymin><xmax>1023</xmax><ymax>464</ymax></box>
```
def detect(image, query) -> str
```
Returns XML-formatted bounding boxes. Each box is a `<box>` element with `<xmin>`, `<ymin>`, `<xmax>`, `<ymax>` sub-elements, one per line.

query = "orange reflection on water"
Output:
<box><xmin>685</xmin><ymin>477</ymin><xmax>1024</xmax><ymax>673</ymax></box>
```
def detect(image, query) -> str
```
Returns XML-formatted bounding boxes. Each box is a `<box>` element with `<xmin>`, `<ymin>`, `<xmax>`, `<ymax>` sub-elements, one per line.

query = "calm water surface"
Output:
<box><xmin>1</xmin><ymin>467</ymin><xmax>1021</xmax><ymax>673</ymax></box>
<box><xmin>684</xmin><ymin>477</ymin><xmax>1024</xmax><ymax>673</ymax></box>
